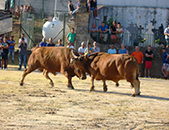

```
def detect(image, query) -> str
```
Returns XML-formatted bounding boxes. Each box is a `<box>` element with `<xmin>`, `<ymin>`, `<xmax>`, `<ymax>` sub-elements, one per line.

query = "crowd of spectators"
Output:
<box><xmin>5</xmin><ymin>0</ymin><xmax>35</xmax><ymax>19</ymax></box>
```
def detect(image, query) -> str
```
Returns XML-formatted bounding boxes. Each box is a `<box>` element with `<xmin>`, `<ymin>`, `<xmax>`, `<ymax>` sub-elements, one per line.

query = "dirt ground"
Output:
<box><xmin>0</xmin><ymin>65</ymin><xmax>169</xmax><ymax>130</ymax></box>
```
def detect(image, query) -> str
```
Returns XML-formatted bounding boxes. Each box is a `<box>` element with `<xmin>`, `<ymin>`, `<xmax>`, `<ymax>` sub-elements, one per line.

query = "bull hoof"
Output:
<box><xmin>103</xmin><ymin>86</ymin><xmax>108</xmax><ymax>92</ymax></box>
<box><xmin>20</xmin><ymin>82</ymin><xmax>23</xmax><ymax>86</ymax></box>
<box><xmin>89</xmin><ymin>86</ymin><xmax>95</xmax><ymax>92</ymax></box>
<box><xmin>49</xmin><ymin>82</ymin><xmax>54</xmax><ymax>87</ymax></box>
<box><xmin>67</xmin><ymin>85</ymin><xmax>74</xmax><ymax>89</ymax></box>
<box><xmin>131</xmin><ymin>92</ymin><xmax>141</xmax><ymax>97</ymax></box>
<box><xmin>116</xmin><ymin>83</ymin><xmax>119</xmax><ymax>87</ymax></box>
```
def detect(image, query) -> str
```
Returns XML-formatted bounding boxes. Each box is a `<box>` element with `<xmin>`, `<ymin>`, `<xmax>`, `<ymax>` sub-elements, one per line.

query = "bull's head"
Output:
<box><xmin>70</xmin><ymin>50</ymin><xmax>89</xmax><ymax>75</ymax></box>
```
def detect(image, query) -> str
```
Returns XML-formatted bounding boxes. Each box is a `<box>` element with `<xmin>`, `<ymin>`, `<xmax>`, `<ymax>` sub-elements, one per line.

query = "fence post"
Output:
<box><xmin>42</xmin><ymin>0</ymin><xmax>44</xmax><ymax>19</ymax></box>
<box><xmin>63</xmin><ymin>13</ymin><xmax>66</xmax><ymax>45</ymax></box>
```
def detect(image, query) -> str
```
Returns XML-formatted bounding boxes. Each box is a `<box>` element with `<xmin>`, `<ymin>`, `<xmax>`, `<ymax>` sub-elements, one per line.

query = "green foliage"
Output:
<box><xmin>104</xmin><ymin>17</ymin><xmax>113</xmax><ymax>29</ymax></box>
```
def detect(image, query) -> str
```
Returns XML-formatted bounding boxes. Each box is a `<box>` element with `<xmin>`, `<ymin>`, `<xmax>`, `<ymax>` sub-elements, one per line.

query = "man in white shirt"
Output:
<box><xmin>93</xmin><ymin>41</ymin><xmax>100</xmax><ymax>53</ymax></box>
<box><xmin>78</xmin><ymin>42</ymin><xmax>86</xmax><ymax>55</ymax></box>
<box><xmin>19</xmin><ymin>33</ymin><xmax>27</xmax><ymax>44</ymax></box>
<box><xmin>164</xmin><ymin>24</ymin><xmax>169</xmax><ymax>47</ymax></box>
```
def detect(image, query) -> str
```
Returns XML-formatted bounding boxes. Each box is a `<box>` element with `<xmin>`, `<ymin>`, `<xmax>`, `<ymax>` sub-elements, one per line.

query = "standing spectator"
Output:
<box><xmin>0</xmin><ymin>37</ymin><xmax>4</xmax><ymax>68</ymax></box>
<box><xmin>99</xmin><ymin>22</ymin><xmax>108</xmax><ymax>44</ymax></box>
<box><xmin>144</xmin><ymin>45</ymin><xmax>154</xmax><ymax>78</ymax></box>
<box><xmin>67</xmin><ymin>41</ymin><xmax>74</xmax><ymax>49</ymax></box>
<box><xmin>116</xmin><ymin>22</ymin><xmax>123</xmax><ymax>44</ymax></box>
<box><xmin>93</xmin><ymin>41</ymin><xmax>100</xmax><ymax>52</ymax></box>
<box><xmin>161</xmin><ymin>48</ymin><xmax>169</xmax><ymax>77</ymax></box>
<box><xmin>8</xmin><ymin>36</ymin><xmax>15</xmax><ymax>63</ymax></box>
<box><xmin>18</xmin><ymin>37</ymin><xmax>27</xmax><ymax>70</ymax></box>
<box><xmin>47</xmin><ymin>38</ymin><xmax>55</xmax><ymax>47</ymax></box>
<box><xmin>78</xmin><ymin>42</ymin><xmax>86</xmax><ymax>55</ymax></box>
<box><xmin>5</xmin><ymin>0</ymin><xmax>10</xmax><ymax>11</ymax></box>
<box><xmin>118</xmin><ymin>44</ymin><xmax>129</xmax><ymax>54</ymax></box>
<box><xmin>10</xmin><ymin>0</ymin><xmax>15</xmax><ymax>14</ymax></box>
<box><xmin>90</xmin><ymin>0</ymin><xmax>99</xmax><ymax>19</ymax></box>
<box><xmin>131</xmin><ymin>46</ymin><xmax>144</xmax><ymax>76</ymax></box>
<box><xmin>39</xmin><ymin>38</ymin><xmax>47</xmax><ymax>47</ymax></box>
<box><xmin>67</xmin><ymin>28</ymin><xmax>76</xmax><ymax>45</ymax></box>
<box><xmin>85</xmin><ymin>43</ymin><xmax>93</xmax><ymax>55</ymax></box>
<box><xmin>164</xmin><ymin>54</ymin><xmax>169</xmax><ymax>79</ymax></box>
<box><xmin>56</xmin><ymin>39</ymin><xmax>64</xmax><ymax>47</ymax></box>
<box><xmin>108</xmin><ymin>44</ymin><xmax>117</xmax><ymax>54</ymax></box>
<box><xmin>23</xmin><ymin>5</ymin><xmax>27</xmax><ymax>12</ymax></box>
<box><xmin>20</xmin><ymin>5</ymin><xmax>24</xmax><ymax>13</ymax></box>
<box><xmin>27</xmin><ymin>4</ymin><xmax>35</xmax><ymax>14</ymax></box>
<box><xmin>19</xmin><ymin>34</ymin><xmax>27</xmax><ymax>44</ymax></box>
<box><xmin>89</xmin><ymin>23</ymin><xmax>98</xmax><ymax>41</ymax></box>
<box><xmin>110</xmin><ymin>21</ymin><xmax>117</xmax><ymax>44</ymax></box>
<box><xmin>164</xmin><ymin>24</ymin><xmax>169</xmax><ymax>47</ymax></box>
<box><xmin>1</xmin><ymin>37</ymin><xmax>10</xmax><ymax>70</ymax></box>
<box><xmin>15</xmin><ymin>6</ymin><xmax>20</xmax><ymax>18</ymax></box>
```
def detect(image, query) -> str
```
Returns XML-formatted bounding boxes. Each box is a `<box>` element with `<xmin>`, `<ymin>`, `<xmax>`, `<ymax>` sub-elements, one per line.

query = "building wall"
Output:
<box><xmin>89</xmin><ymin>6</ymin><xmax>169</xmax><ymax>32</ymax></box>
<box><xmin>97</xmin><ymin>0</ymin><xmax>169</xmax><ymax>9</ymax></box>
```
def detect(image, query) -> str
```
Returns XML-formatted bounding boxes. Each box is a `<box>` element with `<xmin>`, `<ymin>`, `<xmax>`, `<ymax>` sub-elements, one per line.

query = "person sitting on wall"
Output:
<box><xmin>108</xmin><ymin>44</ymin><xmax>117</xmax><ymax>54</ymax></box>
<box><xmin>68</xmin><ymin>0</ymin><xmax>80</xmax><ymax>19</ymax></box>
<box><xmin>56</xmin><ymin>39</ymin><xmax>64</xmax><ymax>47</ymax></box>
<box><xmin>110</xmin><ymin>21</ymin><xmax>117</xmax><ymax>44</ymax></box>
<box><xmin>164</xmin><ymin>24</ymin><xmax>169</xmax><ymax>48</ymax></box>
<box><xmin>78</xmin><ymin>42</ymin><xmax>86</xmax><ymax>55</ymax></box>
<box><xmin>99</xmin><ymin>22</ymin><xmax>108</xmax><ymax>44</ymax></box>
<box><xmin>89</xmin><ymin>23</ymin><xmax>98</xmax><ymax>41</ymax></box>
<box><xmin>47</xmin><ymin>38</ymin><xmax>55</xmax><ymax>46</ymax></box>
<box><xmin>116</xmin><ymin>22</ymin><xmax>123</xmax><ymax>44</ymax></box>
<box><xmin>90</xmin><ymin>0</ymin><xmax>99</xmax><ymax>20</ymax></box>
<box><xmin>23</xmin><ymin>5</ymin><xmax>27</xmax><ymax>12</ymax></box>
<box><xmin>86</xmin><ymin>0</ymin><xmax>91</xmax><ymax>12</ymax></box>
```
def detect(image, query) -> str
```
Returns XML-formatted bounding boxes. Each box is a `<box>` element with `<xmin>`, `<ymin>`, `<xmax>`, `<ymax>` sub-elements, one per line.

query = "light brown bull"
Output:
<box><xmin>71</xmin><ymin>51</ymin><xmax>140</xmax><ymax>96</ymax></box>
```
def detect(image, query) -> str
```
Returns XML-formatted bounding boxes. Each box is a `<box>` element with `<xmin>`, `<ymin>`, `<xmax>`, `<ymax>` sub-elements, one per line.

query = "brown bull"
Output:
<box><xmin>20</xmin><ymin>47</ymin><xmax>86</xmax><ymax>88</ymax></box>
<box><xmin>71</xmin><ymin>51</ymin><xmax>140</xmax><ymax>96</ymax></box>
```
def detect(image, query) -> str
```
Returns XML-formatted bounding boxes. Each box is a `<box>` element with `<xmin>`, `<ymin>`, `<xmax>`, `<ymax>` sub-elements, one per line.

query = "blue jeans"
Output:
<box><xmin>8</xmin><ymin>49</ymin><xmax>14</xmax><ymax>62</ymax></box>
<box><xmin>19</xmin><ymin>54</ymin><xmax>27</xmax><ymax>69</ymax></box>
<box><xmin>165</xmin><ymin>39</ymin><xmax>169</xmax><ymax>46</ymax></box>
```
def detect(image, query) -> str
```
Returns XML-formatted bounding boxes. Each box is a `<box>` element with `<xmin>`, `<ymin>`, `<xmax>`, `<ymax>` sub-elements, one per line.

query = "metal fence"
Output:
<box><xmin>20</xmin><ymin>12</ymin><xmax>35</xmax><ymax>49</ymax></box>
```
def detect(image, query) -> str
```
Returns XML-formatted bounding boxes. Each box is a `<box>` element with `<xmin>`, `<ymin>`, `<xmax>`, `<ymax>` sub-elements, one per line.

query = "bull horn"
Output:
<box><xmin>71</xmin><ymin>49</ymin><xmax>78</xmax><ymax>58</ymax></box>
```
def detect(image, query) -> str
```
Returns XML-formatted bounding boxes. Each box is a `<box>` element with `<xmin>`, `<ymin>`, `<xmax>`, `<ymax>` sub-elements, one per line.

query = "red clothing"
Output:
<box><xmin>131</xmin><ymin>51</ymin><xmax>143</xmax><ymax>63</ymax></box>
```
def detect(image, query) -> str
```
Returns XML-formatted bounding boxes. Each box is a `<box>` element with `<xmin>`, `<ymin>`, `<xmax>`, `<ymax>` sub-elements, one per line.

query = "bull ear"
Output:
<box><xmin>71</xmin><ymin>49</ymin><xmax>78</xmax><ymax>58</ymax></box>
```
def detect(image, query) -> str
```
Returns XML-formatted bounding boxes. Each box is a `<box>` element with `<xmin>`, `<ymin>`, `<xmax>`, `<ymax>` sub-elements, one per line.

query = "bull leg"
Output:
<box><xmin>43</xmin><ymin>69</ymin><xmax>54</xmax><ymax>87</ymax></box>
<box><xmin>90</xmin><ymin>75</ymin><xmax>95</xmax><ymax>92</ymax></box>
<box><xmin>102</xmin><ymin>80</ymin><xmax>108</xmax><ymax>92</ymax></box>
<box><xmin>131</xmin><ymin>79</ymin><xmax>140</xmax><ymax>97</ymax></box>
<box><xmin>20</xmin><ymin>67</ymin><xmax>38</xmax><ymax>86</ymax></box>
<box><xmin>116</xmin><ymin>82</ymin><xmax>119</xmax><ymax>87</ymax></box>
<box><xmin>67</xmin><ymin>75</ymin><xmax>74</xmax><ymax>89</ymax></box>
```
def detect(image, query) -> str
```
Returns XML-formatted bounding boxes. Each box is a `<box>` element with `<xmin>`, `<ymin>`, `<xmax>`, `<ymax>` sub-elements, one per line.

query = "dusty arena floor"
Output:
<box><xmin>0</xmin><ymin>65</ymin><xmax>169</xmax><ymax>129</ymax></box>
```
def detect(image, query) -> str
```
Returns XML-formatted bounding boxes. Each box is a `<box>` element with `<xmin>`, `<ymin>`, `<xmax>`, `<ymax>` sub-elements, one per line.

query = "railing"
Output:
<box><xmin>90</xmin><ymin>31</ymin><xmax>165</xmax><ymax>47</ymax></box>
<box><xmin>0</xmin><ymin>10</ymin><xmax>12</xmax><ymax>20</ymax></box>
